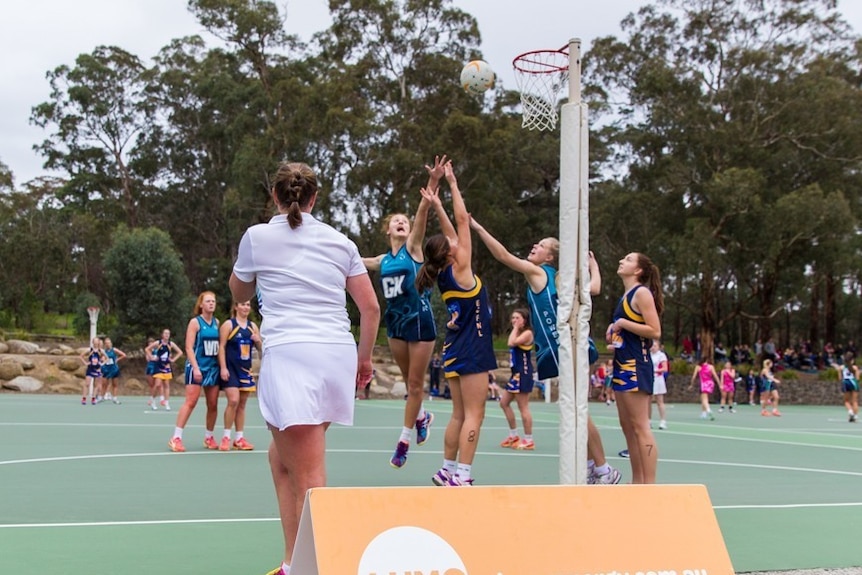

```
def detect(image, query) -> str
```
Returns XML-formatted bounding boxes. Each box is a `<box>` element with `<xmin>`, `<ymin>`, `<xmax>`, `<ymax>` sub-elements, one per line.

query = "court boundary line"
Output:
<box><xmin>4</xmin><ymin>501</ymin><xmax>862</xmax><ymax>530</ymax></box>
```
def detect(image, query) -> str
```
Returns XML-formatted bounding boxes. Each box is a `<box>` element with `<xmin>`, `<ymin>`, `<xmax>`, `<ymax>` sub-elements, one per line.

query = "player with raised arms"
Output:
<box><xmin>362</xmin><ymin>155</ymin><xmax>447</xmax><ymax>470</ymax></box>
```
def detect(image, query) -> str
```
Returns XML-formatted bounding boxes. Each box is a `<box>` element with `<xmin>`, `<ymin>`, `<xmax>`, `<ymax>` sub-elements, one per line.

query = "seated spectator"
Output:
<box><xmin>714</xmin><ymin>342</ymin><xmax>727</xmax><ymax>362</ymax></box>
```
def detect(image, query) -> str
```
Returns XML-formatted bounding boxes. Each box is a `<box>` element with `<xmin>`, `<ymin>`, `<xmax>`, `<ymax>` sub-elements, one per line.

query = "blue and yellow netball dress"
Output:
<box><xmin>85</xmin><ymin>349</ymin><xmax>103</xmax><ymax>379</ymax></box>
<box><xmin>185</xmin><ymin>316</ymin><xmax>221</xmax><ymax>386</ymax></box>
<box><xmin>224</xmin><ymin>318</ymin><xmax>256</xmax><ymax>391</ymax></box>
<box><xmin>526</xmin><ymin>264</ymin><xmax>559</xmax><ymax>380</ymax></box>
<box><xmin>508</xmin><ymin>342</ymin><xmax>534</xmax><ymax>394</ymax></box>
<box><xmin>610</xmin><ymin>285</ymin><xmax>654</xmax><ymax>394</ymax></box>
<box><xmin>379</xmin><ymin>244</ymin><xmax>436</xmax><ymax>342</ymax></box>
<box><xmin>438</xmin><ymin>266</ymin><xmax>497</xmax><ymax>377</ymax></box>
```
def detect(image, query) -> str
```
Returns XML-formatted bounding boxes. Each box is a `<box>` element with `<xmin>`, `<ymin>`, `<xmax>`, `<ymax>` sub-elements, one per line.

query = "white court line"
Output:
<box><xmin>0</xmin><ymin>517</ymin><xmax>278</xmax><ymax>529</ymax></box>
<box><xmin>3</xmin><ymin>502</ymin><xmax>862</xmax><ymax>529</ymax></box>
<box><xmin>4</xmin><ymin>449</ymin><xmax>862</xmax><ymax>480</ymax></box>
<box><xmin>714</xmin><ymin>502</ymin><xmax>862</xmax><ymax>510</ymax></box>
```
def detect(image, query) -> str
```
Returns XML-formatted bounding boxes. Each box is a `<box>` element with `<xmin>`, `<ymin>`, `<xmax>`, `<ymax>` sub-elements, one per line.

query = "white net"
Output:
<box><xmin>513</xmin><ymin>48</ymin><xmax>570</xmax><ymax>131</ymax></box>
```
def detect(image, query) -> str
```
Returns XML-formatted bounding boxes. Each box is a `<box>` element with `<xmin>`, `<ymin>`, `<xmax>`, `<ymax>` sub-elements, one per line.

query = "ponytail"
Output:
<box><xmin>272</xmin><ymin>162</ymin><xmax>319</xmax><ymax>229</ymax></box>
<box><xmin>415</xmin><ymin>234</ymin><xmax>450</xmax><ymax>293</ymax></box>
<box><xmin>635</xmin><ymin>253</ymin><xmax>664</xmax><ymax>317</ymax></box>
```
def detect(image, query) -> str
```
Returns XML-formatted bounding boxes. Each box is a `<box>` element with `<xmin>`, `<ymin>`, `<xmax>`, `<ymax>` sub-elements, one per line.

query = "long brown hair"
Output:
<box><xmin>272</xmin><ymin>162</ymin><xmax>318</xmax><ymax>229</ymax></box>
<box><xmin>415</xmin><ymin>234</ymin><xmax>450</xmax><ymax>292</ymax></box>
<box><xmin>635</xmin><ymin>253</ymin><xmax>664</xmax><ymax>317</ymax></box>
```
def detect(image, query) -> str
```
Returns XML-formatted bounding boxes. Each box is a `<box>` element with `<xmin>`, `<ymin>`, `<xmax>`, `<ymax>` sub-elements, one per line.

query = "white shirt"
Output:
<box><xmin>651</xmin><ymin>350</ymin><xmax>668</xmax><ymax>382</ymax></box>
<box><xmin>232</xmin><ymin>213</ymin><xmax>367</xmax><ymax>350</ymax></box>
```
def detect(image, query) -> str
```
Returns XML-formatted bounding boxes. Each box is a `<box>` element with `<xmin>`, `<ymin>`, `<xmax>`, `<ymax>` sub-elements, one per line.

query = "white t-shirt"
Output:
<box><xmin>232</xmin><ymin>213</ymin><xmax>367</xmax><ymax>351</ymax></box>
<box><xmin>651</xmin><ymin>350</ymin><xmax>668</xmax><ymax>384</ymax></box>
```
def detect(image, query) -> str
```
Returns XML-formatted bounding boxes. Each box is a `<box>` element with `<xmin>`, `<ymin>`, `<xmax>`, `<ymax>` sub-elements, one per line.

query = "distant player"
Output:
<box><xmin>100</xmin><ymin>338</ymin><xmax>126</xmax><ymax>404</ymax></box>
<box><xmin>79</xmin><ymin>337</ymin><xmax>106</xmax><ymax>405</ymax></box>
<box><xmin>218</xmin><ymin>299</ymin><xmax>261</xmax><ymax>450</ymax></box>
<box><xmin>839</xmin><ymin>352</ymin><xmax>858</xmax><ymax>423</ymax></box>
<box><xmin>146</xmin><ymin>329</ymin><xmax>183</xmax><ymax>412</ymax></box>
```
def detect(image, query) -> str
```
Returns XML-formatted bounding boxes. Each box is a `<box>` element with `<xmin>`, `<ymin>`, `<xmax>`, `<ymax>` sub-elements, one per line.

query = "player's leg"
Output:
<box><xmin>203</xmin><ymin>383</ymin><xmax>221</xmax><ymax>447</ymax></box>
<box><xmin>513</xmin><ymin>392</ymin><xmax>533</xmax><ymax>449</ymax></box>
<box><xmin>221</xmin><ymin>386</ymin><xmax>240</xmax><ymax>450</ymax></box>
<box><xmin>233</xmin><ymin>390</ymin><xmax>254</xmax><ymax>449</ymax></box>
<box><xmin>453</xmin><ymin>371</ymin><xmax>488</xmax><ymax>484</ymax></box>
<box><xmin>407</xmin><ymin>341</ymin><xmax>435</xmax><ymax>444</ymax></box>
<box><xmin>498</xmin><ymin>390</ymin><xmax>519</xmax><ymax>447</ymax></box>
<box><xmin>432</xmin><ymin>376</ymin><xmax>462</xmax><ymax>485</ymax></box>
<box><xmin>269</xmin><ymin>423</ymin><xmax>328</xmax><ymax>573</ymax></box>
<box><xmin>616</xmin><ymin>390</ymin><xmax>657</xmax><ymax>484</ymax></box>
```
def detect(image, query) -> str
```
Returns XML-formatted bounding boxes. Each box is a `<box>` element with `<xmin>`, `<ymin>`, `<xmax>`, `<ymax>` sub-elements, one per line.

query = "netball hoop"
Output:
<box><xmin>87</xmin><ymin>306</ymin><xmax>100</xmax><ymax>343</ymax></box>
<box><xmin>515</xmin><ymin>39</ymin><xmax>590</xmax><ymax>485</ymax></box>
<box><xmin>512</xmin><ymin>44</ymin><xmax>572</xmax><ymax>131</ymax></box>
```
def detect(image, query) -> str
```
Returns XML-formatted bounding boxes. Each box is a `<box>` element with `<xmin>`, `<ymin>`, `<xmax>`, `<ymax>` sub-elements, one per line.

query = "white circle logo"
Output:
<box><xmin>358</xmin><ymin>526</ymin><xmax>467</xmax><ymax>575</ymax></box>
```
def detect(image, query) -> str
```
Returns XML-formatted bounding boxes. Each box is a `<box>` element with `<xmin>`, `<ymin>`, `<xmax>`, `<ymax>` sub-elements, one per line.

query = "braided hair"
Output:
<box><xmin>272</xmin><ymin>162</ymin><xmax>318</xmax><ymax>229</ymax></box>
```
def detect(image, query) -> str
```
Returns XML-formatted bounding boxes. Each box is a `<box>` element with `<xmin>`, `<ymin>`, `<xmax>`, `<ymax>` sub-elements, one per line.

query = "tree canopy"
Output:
<box><xmin>0</xmin><ymin>0</ymin><xmax>859</xmax><ymax>359</ymax></box>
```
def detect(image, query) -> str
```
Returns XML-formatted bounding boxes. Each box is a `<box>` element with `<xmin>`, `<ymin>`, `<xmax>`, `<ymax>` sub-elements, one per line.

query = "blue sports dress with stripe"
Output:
<box><xmin>379</xmin><ymin>244</ymin><xmax>436</xmax><ymax>342</ymax></box>
<box><xmin>526</xmin><ymin>264</ymin><xmax>559</xmax><ymax>380</ymax></box>
<box><xmin>610</xmin><ymin>285</ymin><xmax>654</xmax><ymax>394</ymax></box>
<box><xmin>223</xmin><ymin>318</ymin><xmax>256</xmax><ymax>390</ymax></box>
<box><xmin>438</xmin><ymin>266</ymin><xmax>497</xmax><ymax>378</ymax></box>
<box><xmin>508</xmin><ymin>343</ymin><xmax>534</xmax><ymax>393</ymax></box>
<box><xmin>184</xmin><ymin>316</ymin><xmax>221</xmax><ymax>387</ymax></box>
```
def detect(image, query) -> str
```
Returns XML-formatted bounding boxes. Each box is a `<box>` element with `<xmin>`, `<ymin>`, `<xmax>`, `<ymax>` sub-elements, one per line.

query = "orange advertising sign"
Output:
<box><xmin>290</xmin><ymin>484</ymin><xmax>734</xmax><ymax>575</ymax></box>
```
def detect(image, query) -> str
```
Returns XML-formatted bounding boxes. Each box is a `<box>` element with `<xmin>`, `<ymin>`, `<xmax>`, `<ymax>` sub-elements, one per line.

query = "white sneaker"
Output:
<box><xmin>149</xmin><ymin>399</ymin><xmax>158</xmax><ymax>411</ymax></box>
<box><xmin>658</xmin><ymin>420</ymin><xmax>667</xmax><ymax>430</ymax></box>
<box><xmin>161</xmin><ymin>400</ymin><xmax>171</xmax><ymax>411</ymax></box>
<box><xmin>112</xmin><ymin>398</ymin><xmax>121</xmax><ymax>405</ymax></box>
<box><xmin>594</xmin><ymin>467</ymin><xmax>622</xmax><ymax>485</ymax></box>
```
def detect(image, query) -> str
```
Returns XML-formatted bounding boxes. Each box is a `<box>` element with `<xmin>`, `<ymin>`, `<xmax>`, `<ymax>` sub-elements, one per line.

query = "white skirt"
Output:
<box><xmin>258</xmin><ymin>342</ymin><xmax>357</xmax><ymax>430</ymax></box>
<box><xmin>653</xmin><ymin>375</ymin><xmax>667</xmax><ymax>395</ymax></box>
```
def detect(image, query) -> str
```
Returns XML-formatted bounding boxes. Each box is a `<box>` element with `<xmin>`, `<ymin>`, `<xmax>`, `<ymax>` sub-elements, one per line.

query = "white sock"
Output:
<box><xmin>509</xmin><ymin>428</ymin><xmax>519</xmax><ymax>438</ymax></box>
<box><xmin>222</xmin><ymin>429</ymin><xmax>231</xmax><ymax>439</ymax></box>
<box><xmin>160</xmin><ymin>395</ymin><xmax>165</xmax><ymax>402</ymax></box>
<box><xmin>282</xmin><ymin>562</ymin><xmax>290</xmax><ymax>574</ymax></box>
<box><xmin>587</xmin><ymin>459</ymin><xmax>596</xmax><ymax>473</ymax></box>
<box><xmin>595</xmin><ymin>463</ymin><xmax>610</xmax><ymax>475</ymax></box>
<box><xmin>399</xmin><ymin>427</ymin><xmax>412</xmax><ymax>443</ymax></box>
<box><xmin>173</xmin><ymin>427</ymin><xmax>183</xmax><ymax>440</ymax></box>
<box><xmin>456</xmin><ymin>463</ymin><xmax>472</xmax><ymax>481</ymax></box>
<box><xmin>235</xmin><ymin>431</ymin><xmax>244</xmax><ymax>441</ymax></box>
<box><xmin>443</xmin><ymin>459</ymin><xmax>457</xmax><ymax>474</ymax></box>
<box><xmin>204</xmin><ymin>430</ymin><xmax>214</xmax><ymax>440</ymax></box>
<box><xmin>524</xmin><ymin>434</ymin><xmax>533</xmax><ymax>442</ymax></box>
<box><xmin>416</xmin><ymin>407</ymin><xmax>426</xmax><ymax>421</ymax></box>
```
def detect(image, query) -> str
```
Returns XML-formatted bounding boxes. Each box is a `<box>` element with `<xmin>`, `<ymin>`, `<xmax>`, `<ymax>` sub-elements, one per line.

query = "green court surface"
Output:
<box><xmin>1</xmin><ymin>394</ymin><xmax>861</xmax><ymax>574</ymax></box>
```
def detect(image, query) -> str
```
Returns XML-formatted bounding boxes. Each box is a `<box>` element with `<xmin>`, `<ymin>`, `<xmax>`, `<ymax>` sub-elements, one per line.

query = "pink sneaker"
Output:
<box><xmin>203</xmin><ymin>436</ymin><xmax>218</xmax><ymax>450</ymax></box>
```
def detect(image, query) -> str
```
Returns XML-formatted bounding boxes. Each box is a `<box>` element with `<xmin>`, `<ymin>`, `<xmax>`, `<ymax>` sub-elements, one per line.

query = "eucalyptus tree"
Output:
<box><xmin>585</xmin><ymin>0</ymin><xmax>862</xmax><ymax>356</ymax></box>
<box><xmin>0</xmin><ymin>178</ymin><xmax>82</xmax><ymax>323</ymax></box>
<box><xmin>30</xmin><ymin>46</ymin><xmax>154</xmax><ymax>228</ymax></box>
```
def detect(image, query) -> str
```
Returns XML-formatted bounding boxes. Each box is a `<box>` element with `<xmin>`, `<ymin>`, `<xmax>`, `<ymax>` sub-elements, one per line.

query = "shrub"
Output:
<box><xmin>671</xmin><ymin>358</ymin><xmax>695</xmax><ymax>375</ymax></box>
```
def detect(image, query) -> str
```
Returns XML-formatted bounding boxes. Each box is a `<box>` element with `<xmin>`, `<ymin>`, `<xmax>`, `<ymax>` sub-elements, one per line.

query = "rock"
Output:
<box><xmin>0</xmin><ymin>361</ymin><xmax>24</xmax><ymax>380</ymax></box>
<box><xmin>59</xmin><ymin>357</ymin><xmax>82</xmax><ymax>372</ymax></box>
<box><xmin>384</xmin><ymin>365</ymin><xmax>402</xmax><ymax>377</ymax></box>
<box><xmin>49</xmin><ymin>348</ymin><xmax>64</xmax><ymax>355</ymax></box>
<box><xmin>3</xmin><ymin>376</ymin><xmax>44</xmax><ymax>392</ymax></box>
<box><xmin>389</xmin><ymin>379</ymin><xmax>407</xmax><ymax>398</ymax></box>
<box><xmin>58</xmin><ymin>344</ymin><xmax>75</xmax><ymax>354</ymax></box>
<box><xmin>6</xmin><ymin>340</ymin><xmax>40</xmax><ymax>354</ymax></box>
<box><xmin>124</xmin><ymin>378</ymin><xmax>146</xmax><ymax>392</ymax></box>
<box><xmin>1</xmin><ymin>355</ymin><xmax>36</xmax><ymax>370</ymax></box>
<box><xmin>49</xmin><ymin>382</ymin><xmax>81</xmax><ymax>394</ymax></box>
<box><xmin>0</xmin><ymin>342</ymin><xmax>8</xmax><ymax>354</ymax></box>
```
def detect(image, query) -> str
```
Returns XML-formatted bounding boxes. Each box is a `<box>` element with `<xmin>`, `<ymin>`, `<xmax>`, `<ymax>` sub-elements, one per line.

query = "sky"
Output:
<box><xmin>1</xmin><ymin>0</ymin><xmax>861</xmax><ymax>186</ymax></box>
